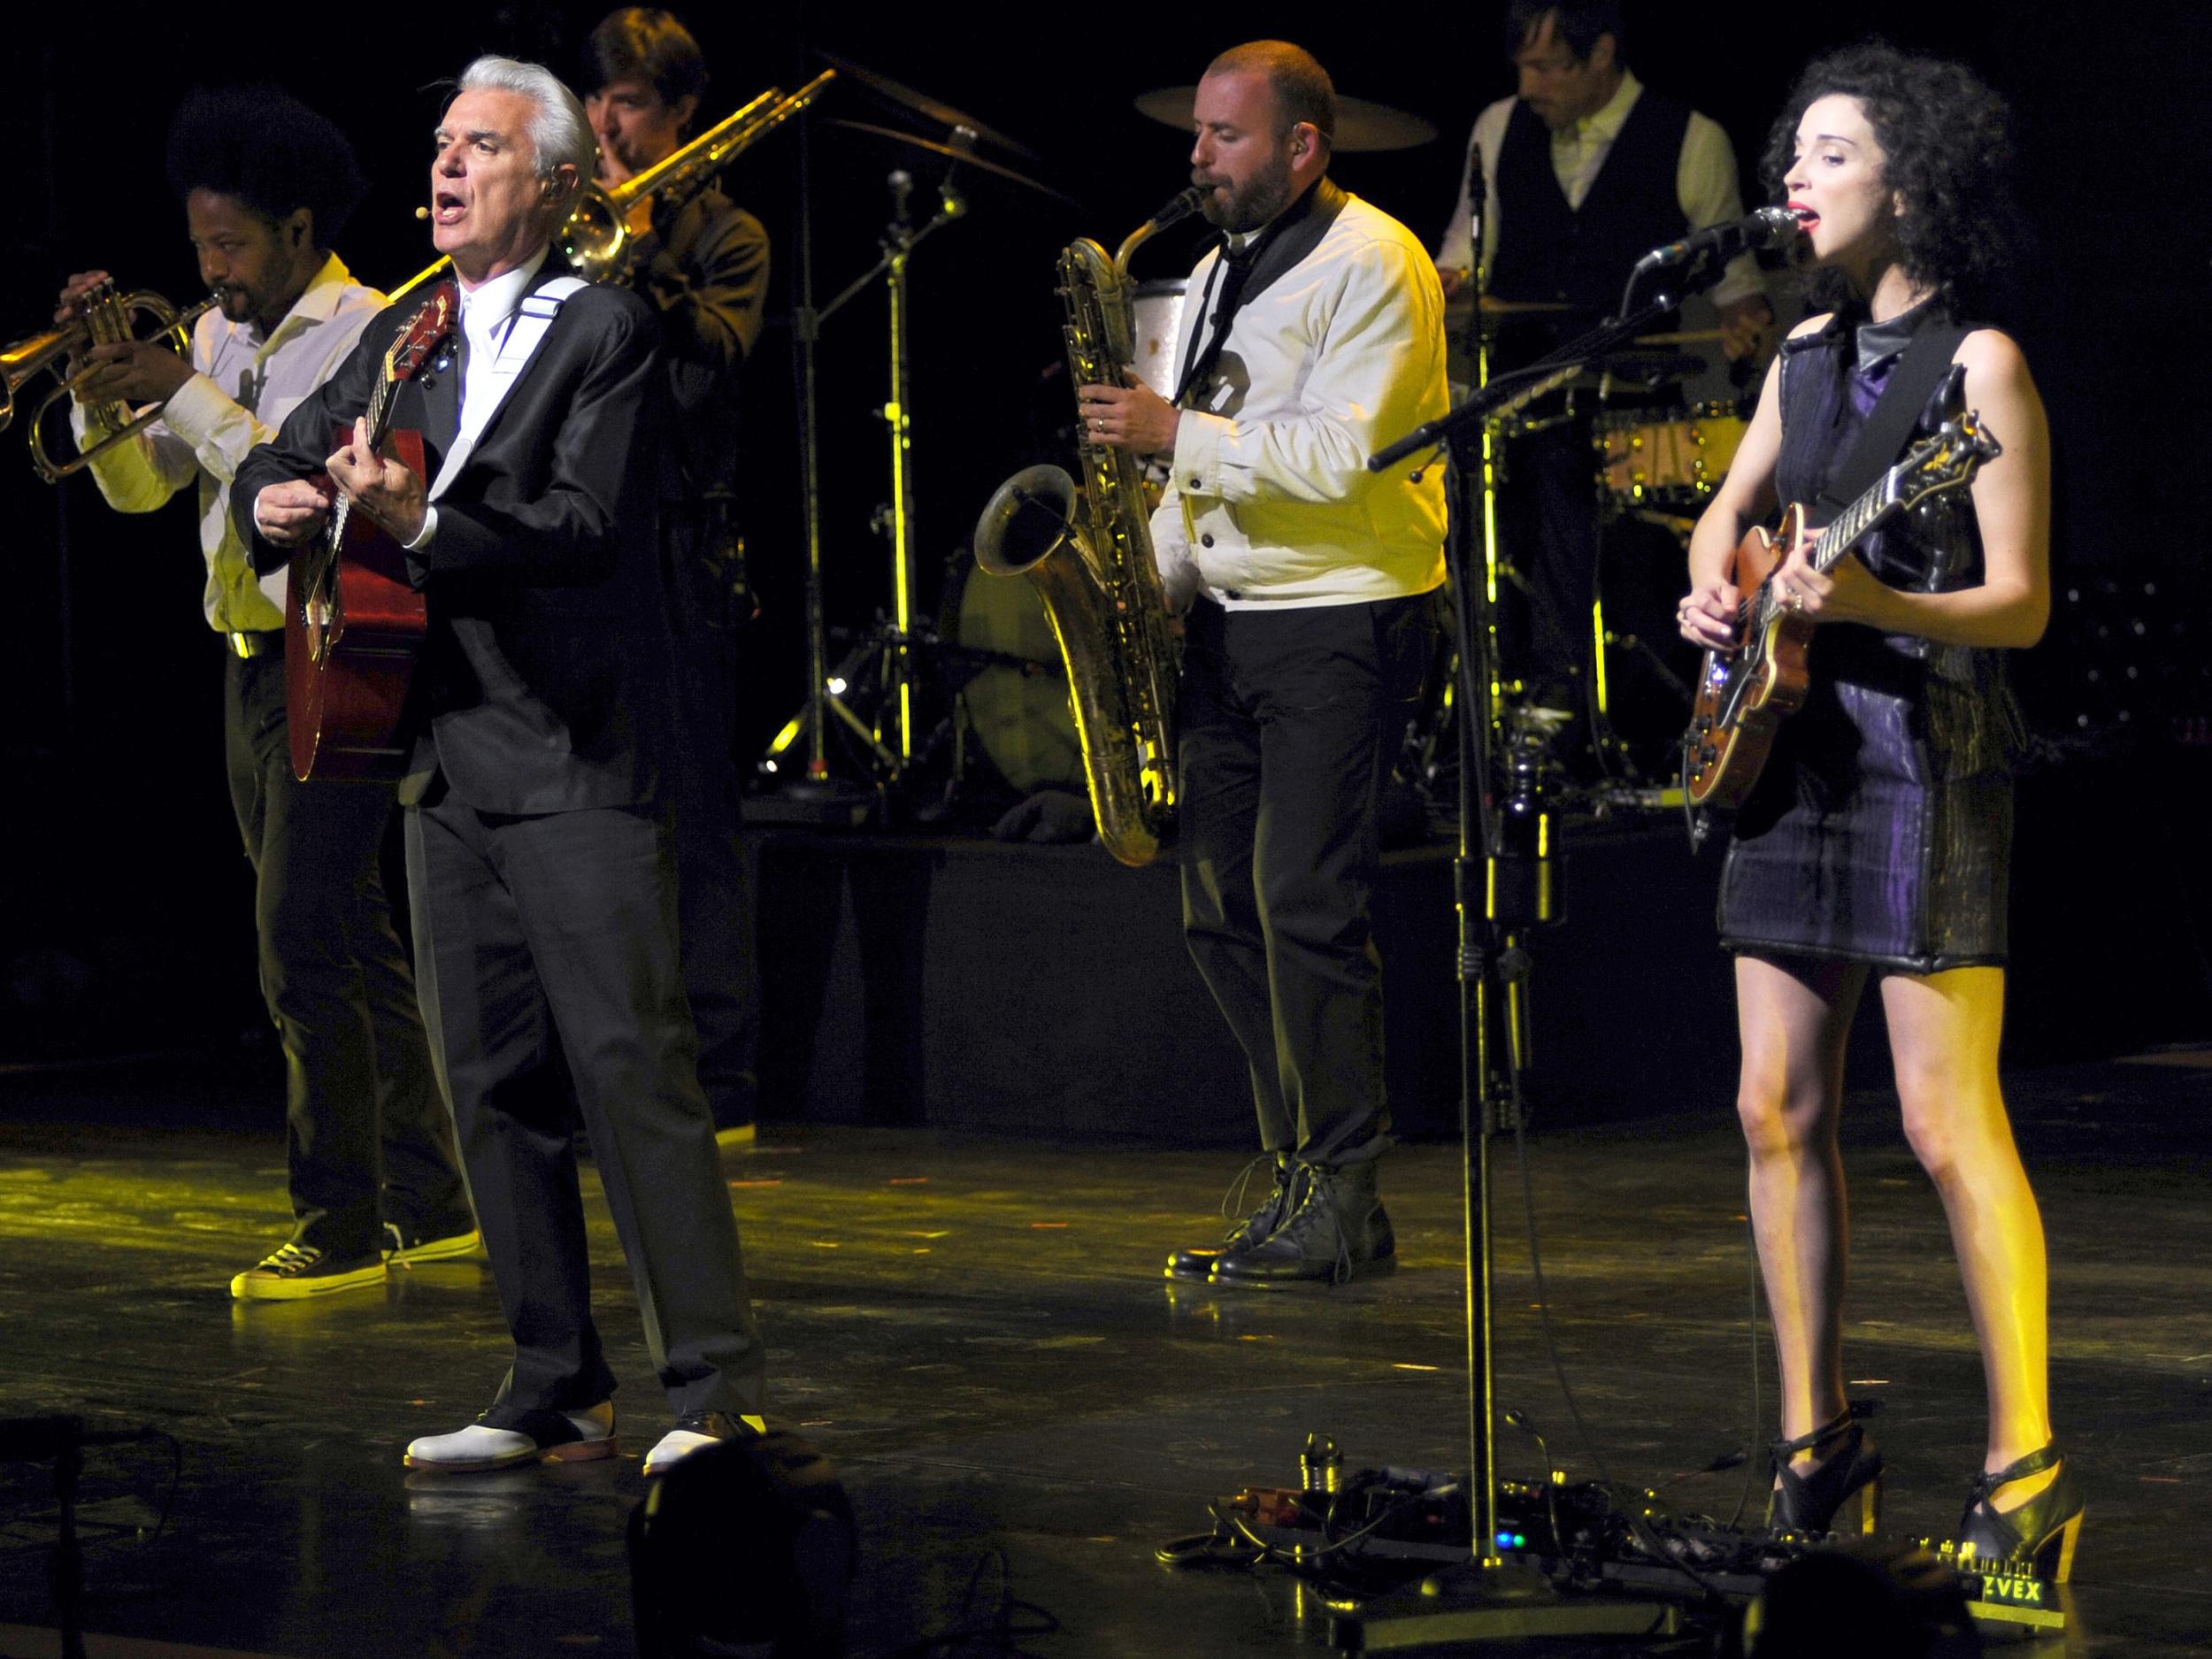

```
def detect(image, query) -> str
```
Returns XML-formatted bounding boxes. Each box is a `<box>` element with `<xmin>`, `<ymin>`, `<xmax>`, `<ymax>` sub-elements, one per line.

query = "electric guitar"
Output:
<box><xmin>1681</xmin><ymin>371</ymin><xmax>2001</xmax><ymax>810</ymax></box>
<box><xmin>284</xmin><ymin>286</ymin><xmax>456</xmax><ymax>781</ymax></box>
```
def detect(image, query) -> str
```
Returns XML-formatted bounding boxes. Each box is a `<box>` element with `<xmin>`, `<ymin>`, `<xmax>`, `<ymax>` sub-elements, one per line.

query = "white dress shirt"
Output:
<box><xmin>1435</xmin><ymin>72</ymin><xmax>1764</xmax><ymax>311</ymax></box>
<box><xmin>408</xmin><ymin>246</ymin><xmax>553</xmax><ymax>550</ymax></box>
<box><xmin>74</xmin><ymin>254</ymin><xmax>384</xmax><ymax>632</ymax></box>
<box><xmin>1149</xmin><ymin>192</ymin><xmax>1448</xmax><ymax>612</ymax></box>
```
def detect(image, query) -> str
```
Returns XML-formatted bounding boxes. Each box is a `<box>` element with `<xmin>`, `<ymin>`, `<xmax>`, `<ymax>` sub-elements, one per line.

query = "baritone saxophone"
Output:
<box><xmin>972</xmin><ymin>187</ymin><xmax>1207</xmax><ymax>867</ymax></box>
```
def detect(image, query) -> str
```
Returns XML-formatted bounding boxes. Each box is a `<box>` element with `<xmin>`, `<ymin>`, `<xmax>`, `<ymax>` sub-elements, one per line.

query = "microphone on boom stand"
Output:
<box><xmin>1630</xmin><ymin>204</ymin><xmax>1809</xmax><ymax>275</ymax></box>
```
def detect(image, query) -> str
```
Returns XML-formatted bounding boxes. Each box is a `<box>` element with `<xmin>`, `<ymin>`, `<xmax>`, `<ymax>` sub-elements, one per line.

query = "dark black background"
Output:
<box><xmin>4</xmin><ymin>3</ymin><xmax>2206</xmax><ymax>1069</ymax></box>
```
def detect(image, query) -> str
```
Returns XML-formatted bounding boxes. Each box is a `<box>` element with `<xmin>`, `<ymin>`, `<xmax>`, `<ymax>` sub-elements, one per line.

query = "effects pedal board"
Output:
<box><xmin>1214</xmin><ymin>1458</ymin><xmax>2063</xmax><ymax>1638</ymax></box>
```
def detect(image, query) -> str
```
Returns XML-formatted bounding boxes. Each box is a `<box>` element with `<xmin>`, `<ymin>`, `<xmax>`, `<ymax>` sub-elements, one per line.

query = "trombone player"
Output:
<box><xmin>58</xmin><ymin>87</ymin><xmax>472</xmax><ymax>1301</ymax></box>
<box><xmin>582</xmin><ymin>6</ymin><xmax>772</xmax><ymax>1147</ymax></box>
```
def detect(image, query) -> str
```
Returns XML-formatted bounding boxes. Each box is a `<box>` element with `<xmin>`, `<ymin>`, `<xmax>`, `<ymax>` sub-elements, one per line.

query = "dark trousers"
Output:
<box><xmin>666</xmin><ymin>576</ymin><xmax>759</xmax><ymax>1129</ymax></box>
<box><xmin>404</xmin><ymin>789</ymin><xmax>764</xmax><ymax>1418</ymax></box>
<box><xmin>222</xmin><ymin>649</ymin><xmax>461</xmax><ymax>1258</ymax></box>
<box><xmin>1177</xmin><ymin>594</ymin><xmax>1432</xmax><ymax>1164</ymax></box>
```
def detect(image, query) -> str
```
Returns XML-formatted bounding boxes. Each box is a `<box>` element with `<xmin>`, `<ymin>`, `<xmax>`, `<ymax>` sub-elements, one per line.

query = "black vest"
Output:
<box><xmin>1488</xmin><ymin>86</ymin><xmax>1694</xmax><ymax>317</ymax></box>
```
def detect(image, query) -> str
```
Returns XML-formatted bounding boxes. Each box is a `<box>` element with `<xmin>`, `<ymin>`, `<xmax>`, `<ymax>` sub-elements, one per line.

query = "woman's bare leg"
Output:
<box><xmin>1736</xmin><ymin>951</ymin><xmax>1866</xmax><ymax>1455</ymax></box>
<box><xmin>1881</xmin><ymin>966</ymin><xmax>2056</xmax><ymax>1505</ymax></box>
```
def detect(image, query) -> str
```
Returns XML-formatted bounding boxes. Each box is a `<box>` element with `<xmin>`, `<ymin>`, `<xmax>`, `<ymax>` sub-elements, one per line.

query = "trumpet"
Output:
<box><xmin>1</xmin><ymin>280</ymin><xmax>219</xmax><ymax>482</ymax></box>
<box><xmin>391</xmin><ymin>69</ymin><xmax>836</xmax><ymax>301</ymax></box>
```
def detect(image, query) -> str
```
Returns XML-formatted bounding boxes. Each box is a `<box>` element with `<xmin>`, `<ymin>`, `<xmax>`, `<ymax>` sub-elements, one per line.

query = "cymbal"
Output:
<box><xmin>1474</xmin><ymin>353</ymin><xmax>1710</xmax><ymax>402</ymax></box>
<box><xmin>826</xmin><ymin>120</ymin><xmax>1083</xmax><ymax>207</ymax></box>
<box><xmin>1133</xmin><ymin>87</ymin><xmax>1437</xmax><ymax>153</ymax></box>
<box><xmin>815</xmin><ymin>50</ymin><xmax>1044</xmax><ymax>162</ymax></box>
<box><xmin>1582</xmin><ymin>351</ymin><xmax>1709</xmax><ymax>384</ymax></box>
<box><xmin>1442</xmin><ymin>295</ymin><xmax>1578</xmax><ymax>339</ymax></box>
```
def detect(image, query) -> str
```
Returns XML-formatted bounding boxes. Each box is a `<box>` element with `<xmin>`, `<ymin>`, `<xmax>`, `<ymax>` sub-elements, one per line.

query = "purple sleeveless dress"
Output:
<box><xmin>1717</xmin><ymin>303</ymin><xmax>2024</xmax><ymax>973</ymax></box>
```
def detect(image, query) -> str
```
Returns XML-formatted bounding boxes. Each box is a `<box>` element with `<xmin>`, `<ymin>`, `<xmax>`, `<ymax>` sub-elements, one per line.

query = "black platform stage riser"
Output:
<box><xmin>755</xmin><ymin>825</ymin><xmax>1747</xmax><ymax>1144</ymax></box>
<box><xmin>752</xmin><ymin>758</ymin><xmax>2212</xmax><ymax>1144</ymax></box>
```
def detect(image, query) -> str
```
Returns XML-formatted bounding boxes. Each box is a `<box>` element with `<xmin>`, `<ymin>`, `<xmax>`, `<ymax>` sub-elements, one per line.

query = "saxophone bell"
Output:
<box><xmin>973</xmin><ymin>465</ymin><xmax>1077</xmax><ymax>577</ymax></box>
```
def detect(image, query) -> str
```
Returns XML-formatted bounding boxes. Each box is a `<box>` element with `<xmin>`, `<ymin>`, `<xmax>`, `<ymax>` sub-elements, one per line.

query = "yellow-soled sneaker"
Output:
<box><xmin>230</xmin><ymin>1242</ymin><xmax>388</xmax><ymax>1302</ymax></box>
<box><xmin>383</xmin><ymin>1220</ymin><xmax>482</xmax><ymax>1266</ymax></box>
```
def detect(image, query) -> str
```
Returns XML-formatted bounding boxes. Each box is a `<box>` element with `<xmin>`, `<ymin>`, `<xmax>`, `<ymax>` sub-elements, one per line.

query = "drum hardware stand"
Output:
<box><xmin>1584</xmin><ymin>597</ymin><xmax>1671</xmax><ymax>790</ymax></box>
<box><xmin>757</xmin><ymin>107</ymin><xmax>974</xmax><ymax>817</ymax></box>
<box><xmin>1584</xmin><ymin>601</ymin><xmax>1639</xmax><ymax>783</ymax></box>
<box><xmin>1313</xmin><ymin>279</ymin><xmax>1729</xmax><ymax>1652</ymax></box>
<box><xmin>817</xmin><ymin>604</ymin><xmax>1064</xmax><ymax>817</ymax></box>
<box><xmin>1585</xmin><ymin>500</ymin><xmax>1700</xmax><ymax>797</ymax></box>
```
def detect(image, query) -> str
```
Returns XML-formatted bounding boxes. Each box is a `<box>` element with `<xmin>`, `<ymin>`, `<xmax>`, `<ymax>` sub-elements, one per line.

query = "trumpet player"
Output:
<box><xmin>1079</xmin><ymin>41</ymin><xmax>1447</xmax><ymax>1286</ymax></box>
<box><xmin>62</xmin><ymin>87</ymin><xmax>471</xmax><ymax>1301</ymax></box>
<box><xmin>581</xmin><ymin>6</ymin><xmax>772</xmax><ymax>1150</ymax></box>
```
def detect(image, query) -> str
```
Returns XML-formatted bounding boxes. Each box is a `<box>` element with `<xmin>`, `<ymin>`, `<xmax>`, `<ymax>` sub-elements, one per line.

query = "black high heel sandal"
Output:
<box><xmin>1960</xmin><ymin>1443</ymin><xmax>2084</xmax><ymax>1585</ymax></box>
<box><xmin>1768</xmin><ymin>1404</ymin><xmax>1885</xmax><ymax>1537</ymax></box>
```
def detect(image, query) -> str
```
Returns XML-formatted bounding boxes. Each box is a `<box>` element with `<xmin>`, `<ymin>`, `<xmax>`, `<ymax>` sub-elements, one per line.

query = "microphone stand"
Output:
<box><xmin>3</xmin><ymin>1416</ymin><xmax>163</xmax><ymax>1659</ymax></box>
<box><xmin>757</xmin><ymin>118</ymin><xmax>971</xmax><ymax>814</ymax></box>
<box><xmin>1333</xmin><ymin>263</ymin><xmax>1725</xmax><ymax>1650</ymax></box>
<box><xmin>1370</xmin><ymin>286</ymin><xmax>1693</xmax><ymax>477</ymax></box>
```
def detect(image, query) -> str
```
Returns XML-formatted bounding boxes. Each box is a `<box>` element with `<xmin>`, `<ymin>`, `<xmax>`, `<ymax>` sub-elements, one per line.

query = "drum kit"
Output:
<box><xmin>1585</xmin><ymin>395</ymin><xmax>1751</xmax><ymax>798</ymax></box>
<box><xmin>748</xmin><ymin>62</ymin><xmax>1752</xmax><ymax>820</ymax></box>
<box><xmin>1425</xmin><ymin>288</ymin><xmax>1757</xmax><ymax>802</ymax></box>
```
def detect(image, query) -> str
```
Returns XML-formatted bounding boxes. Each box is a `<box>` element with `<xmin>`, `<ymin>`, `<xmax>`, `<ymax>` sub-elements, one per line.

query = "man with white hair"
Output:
<box><xmin>235</xmin><ymin>56</ymin><xmax>765</xmax><ymax>1479</ymax></box>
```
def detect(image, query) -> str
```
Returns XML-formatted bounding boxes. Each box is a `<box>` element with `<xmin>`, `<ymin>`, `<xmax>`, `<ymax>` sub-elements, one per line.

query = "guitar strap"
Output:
<box><xmin>427</xmin><ymin>274</ymin><xmax>589</xmax><ymax>501</ymax></box>
<box><xmin>1812</xmin><ymin>319</ymin><xmax>1971</xmax><ymax>522</ymax></box>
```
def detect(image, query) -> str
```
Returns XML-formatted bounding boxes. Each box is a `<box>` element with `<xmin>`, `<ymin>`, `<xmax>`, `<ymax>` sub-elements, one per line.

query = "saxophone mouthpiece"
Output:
<box><xmin>1151</xmin><ymin>187</ymin><xmax>1209</xmax><ymax>230</ymax></box>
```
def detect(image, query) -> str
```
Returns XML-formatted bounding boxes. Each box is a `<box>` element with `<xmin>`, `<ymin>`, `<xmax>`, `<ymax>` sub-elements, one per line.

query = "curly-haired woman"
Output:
<box><xmin>1678</xmin><ymin>42</ymin><xmax>2081</xmax><ymax>1580</ymax></box>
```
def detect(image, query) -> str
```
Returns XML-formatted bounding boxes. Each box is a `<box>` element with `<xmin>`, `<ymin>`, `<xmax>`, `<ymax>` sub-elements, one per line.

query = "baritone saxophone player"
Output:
<box><xmin>1078</xmin><ymin>40</ymin><xmax>1448</xmax><ymax>1286</ymax></box>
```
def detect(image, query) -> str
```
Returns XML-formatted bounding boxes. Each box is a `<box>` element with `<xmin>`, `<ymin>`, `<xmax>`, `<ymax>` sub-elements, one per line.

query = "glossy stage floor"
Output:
<box><xmin>2</xmin><ymin>1048</ymin><xmax>2208</xmax><ymax>1658</ymax></box>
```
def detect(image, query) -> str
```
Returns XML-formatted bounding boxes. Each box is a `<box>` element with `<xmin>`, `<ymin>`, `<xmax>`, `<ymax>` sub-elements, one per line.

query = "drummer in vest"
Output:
<box><xmin>1434</xmin><ymin>1</ymin><xmax>1773</xmax><ymax>724</ymax></box>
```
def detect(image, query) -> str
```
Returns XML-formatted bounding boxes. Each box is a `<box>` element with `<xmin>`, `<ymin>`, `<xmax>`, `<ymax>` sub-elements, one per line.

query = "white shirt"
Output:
<box><xmin>454</xmin><ymin>247</ymin><xmax>549</xmax><ymax>430</ymax></box>
<box><xmin>1149</xmin><ymin>191</ymin><xmax>1448</xmax><ymax>611</ymax></box>
<box><xmin>74</xmin><ymin>254</ymin><xmax>384</xmax><ymax>632</ymax></box>
<box><xmin>407</xmin><ymin>245</ymin><xmax>551</xmax><ymax>550</ymax></box>
<box><xmin>1436</xmin><ymin>72</ymin><xmax>1764</xmax><ymax>311</ymax></box>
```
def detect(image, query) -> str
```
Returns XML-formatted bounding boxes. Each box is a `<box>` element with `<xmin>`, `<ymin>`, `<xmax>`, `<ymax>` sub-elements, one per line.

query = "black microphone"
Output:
<box><xmin>938</xmin><ymin>125</ymin><xmax>977</xmax><ymax>219</ymax></box>
<box><xmin>1632</xmin><ymin>206</ymin><xmax>1807</xmax><ymax>274</ymax></box>
<box><xmin>1464</xmin><ymin>130</ymin><xmax>1486</xmax><ymax>264</ymax></box>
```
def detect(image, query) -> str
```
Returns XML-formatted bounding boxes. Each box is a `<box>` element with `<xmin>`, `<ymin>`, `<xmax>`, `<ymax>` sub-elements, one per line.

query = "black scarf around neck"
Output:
<box><xmin>1172</xmin><ymin>177</ymin><xmax>1348</xmax><ymax>406</ymax></box>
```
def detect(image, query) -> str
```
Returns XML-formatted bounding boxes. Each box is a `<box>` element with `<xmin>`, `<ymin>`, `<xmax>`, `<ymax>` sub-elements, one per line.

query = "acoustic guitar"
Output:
<box><xmin>284</xmin><ymin>286</ymin><xmax>456</xmax><ymax>781</ymax></box>
<box><xmin>1681</xmin><ymin>368</ymin><xmax>2001</xmax><ymax>811</ymax></box>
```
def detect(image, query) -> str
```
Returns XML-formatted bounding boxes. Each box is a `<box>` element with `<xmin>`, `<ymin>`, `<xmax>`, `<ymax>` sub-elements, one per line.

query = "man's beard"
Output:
<box><xmin>1195</xmin><ymin>158</ymin><xmax>1297</xmax><ymax>234</ymax></box>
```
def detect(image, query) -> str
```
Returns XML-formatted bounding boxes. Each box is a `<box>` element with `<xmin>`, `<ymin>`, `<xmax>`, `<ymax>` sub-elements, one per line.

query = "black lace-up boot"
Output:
<box><xmin>1165</xmin><ymin>1153</ymin><xmax>1299</xmax><ymax>1280</ymax></box>
<box><xmin>1211</xmin><ymin>1157</ymin><xmax>1394</xmax><ymax>1286</ymax></box>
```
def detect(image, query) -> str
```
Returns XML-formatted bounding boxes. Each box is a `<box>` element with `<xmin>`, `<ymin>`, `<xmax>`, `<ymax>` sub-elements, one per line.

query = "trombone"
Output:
<box><xmin>0</xmin><ymin>280</ymin><xmax>218</xmax><ymax>482</ymax></box>
<box><xmin>391</xmin><ymin>69</ymin><xmax>836</xmax><ymax>301</ymax></box>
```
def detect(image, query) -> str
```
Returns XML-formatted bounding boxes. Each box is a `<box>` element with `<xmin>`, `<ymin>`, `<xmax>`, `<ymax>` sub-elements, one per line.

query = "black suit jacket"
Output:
<box><xmin>236</xmin><ymin>265</ymin><xmax>677</xmax><ymax>815</ymax></box>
